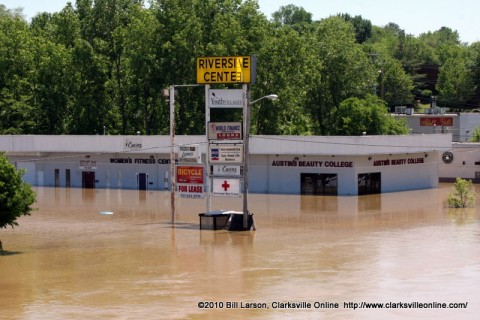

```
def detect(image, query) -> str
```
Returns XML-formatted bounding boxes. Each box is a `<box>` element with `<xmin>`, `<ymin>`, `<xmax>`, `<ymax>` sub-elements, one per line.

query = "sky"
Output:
<box><xmin>2</xmin><ymin>0</ymin><xmax>479</xmax><ymax>44</ymax></box>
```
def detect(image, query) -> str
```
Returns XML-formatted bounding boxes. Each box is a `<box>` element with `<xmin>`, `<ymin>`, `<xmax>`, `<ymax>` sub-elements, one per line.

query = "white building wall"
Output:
<box><xmin>16</xmin><ymin>162</ymin><xmax>36</xmax><ymax>185</ymax></box>
<box><xmin>1</xmin><ymin>135</ymin><xmax>451</xmax><ymax>195</ymax></box>
<box><xmin>459</xmin><ymin>113</ymin><xmax>480</xmax><ymax>142</ymax></box>
<box><xmin>248</xmin><ymin>152</ymin><xmax>438</xmax><ymax>195</ymax></box>
<box><xmin>439</xmin><ymin>143</ymin><xmax>480</xmax><ymax>181</ymax></box>
<box><xmin>376</xmin><ymin>161</ymin><xmax>437</xmax><ymax>192</ymax></box>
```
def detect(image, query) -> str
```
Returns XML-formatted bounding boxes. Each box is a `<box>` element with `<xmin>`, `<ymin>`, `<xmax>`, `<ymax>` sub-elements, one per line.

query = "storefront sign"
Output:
<box><xmin>176</xmin><ymin>165</ymin><xmax>205</xmax><ymax>199</ymax></box>
<box><xmin>176</xmin><ymin>165</ymin><xmax>204</xmax><ymax>184</ymax></box>
<box><xmin>212</xmin><ymin>178</ymin><xmax>241</xmax><ymax>197</ymax></box>
<box><xmin>177</xmin><ymin>184</ymin><xmax>205</xmax><ymax>199</ymax></box>
<box><xmin>178</xmin><ymin>144</ymin><xmax>201</xmax><ymax>163</ymax></box>
<box><xmin>373</xmin><ymin>157</ymin><xmax>425</xmax><ymax>166</ymax></box>
<box><xmin>124</xmin><ymin>138</ymin><xmax>142</xmax><ymax>151</ymax></box>
<box><xmin>211</xmin><ymin>165</ymin><xmax>243</xmax><ymax>177</ymax></box>
<box><xmin>207</xmin><ymin>89</ymin><xmax>243</xmax><ymax>108</ymax></box>
<box><xmin>196</xmin><ymin>56</ymin><xmax>256</xmax><ymax>84</ymax></box>
<box><xmin>420</xmin><ymin>117</ymin><xmax>453</xmax><ymax>126</ymax></box>
<box><xmin>79</xmin><ymin>160</ymin><xmax>97</xmax><ymax>170</ymax></box>
<box><xmin>109</xmin><ymin>157</ymin><xmax>170</xmax><ymax>164</ymax></box>
<box><xmin>209</xmin><ymin>145</ymin><xmax>243</xmax><ymax>164</ymax></box>
<box><xmin>271</xmin><ymin>160</ymin><xmax>353</xmax><ymax>168</ymax></box>
<box><xmin>208</xmin><ymin>122</ymin><xmax>242</xmax><ymax>140</ymax></box>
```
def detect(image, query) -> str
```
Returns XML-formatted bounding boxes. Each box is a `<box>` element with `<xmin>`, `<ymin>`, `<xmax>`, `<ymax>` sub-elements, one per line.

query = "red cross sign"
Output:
<box><xmin>213</xmin><ymin>178</ymin><xmax>240</xmax><ymax>197</ymax></box>
<box><xmin>222</xmin><ymin>180</ymin><xmax>230</xmax><ymax>191</ymax></box>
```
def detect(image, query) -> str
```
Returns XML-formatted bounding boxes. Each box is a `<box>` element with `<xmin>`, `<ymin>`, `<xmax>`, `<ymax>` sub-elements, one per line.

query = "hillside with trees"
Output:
<box><xmin>1</xmin><ymin>1</ymin><xmax>479</xmax><ymax>136</ymax></box>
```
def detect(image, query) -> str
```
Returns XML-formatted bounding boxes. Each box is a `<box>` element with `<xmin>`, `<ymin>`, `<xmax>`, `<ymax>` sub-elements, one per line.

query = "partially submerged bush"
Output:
<box><xmin>447</xmin><ymin>178</ymin><xmax>476</xmax><ymax>208</ymax></box>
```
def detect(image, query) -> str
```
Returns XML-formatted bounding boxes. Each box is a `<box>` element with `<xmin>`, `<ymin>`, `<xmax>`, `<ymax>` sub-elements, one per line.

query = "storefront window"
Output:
<box><xmin>358</xmin><ymin>172</ymin><xmax>381</xmax><ymax>195</ymax></box>
<box><xmin>301</xmin><ymin>173</ymin><xmax>338</xmax><ymax>195</ymax></box>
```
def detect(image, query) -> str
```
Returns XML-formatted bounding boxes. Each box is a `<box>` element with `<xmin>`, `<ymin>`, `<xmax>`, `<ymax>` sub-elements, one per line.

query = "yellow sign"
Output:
<box><xmin>196</xmin><ymin>56</ymin><xmax>255</xmax><ymax>84</ymax></box>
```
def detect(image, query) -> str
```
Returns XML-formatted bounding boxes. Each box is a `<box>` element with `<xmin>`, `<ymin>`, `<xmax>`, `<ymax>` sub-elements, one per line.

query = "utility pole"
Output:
<box><xmin>168</xmin><ymin>84</ymin><xmax>202</xmax><ymax>227</ymax></box>
<box><xmin>169</xmin><ymin>85</ymin><xmax>176</xmax><ymax>226</ymax></box>
<box><xmin>380</xmin><ymin>59</ymin><xmax>385</xmax><ymax>101</ymax></box>
<box><xmin>242</xmin><ymin>84</ymin><xmax>250</xmax><ymax>229</ymax></box>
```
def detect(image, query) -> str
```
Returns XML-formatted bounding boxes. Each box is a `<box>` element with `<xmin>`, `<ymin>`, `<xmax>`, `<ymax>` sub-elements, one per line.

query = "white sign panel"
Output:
<box><xmin>209</xmin><ymin>145</ymin><xmax>243</xmax><ymax>164</ymax></box>
<box><xmin>124</xmin><ymin>138</ymin><xmax>142</xmax><ymax>151</ymax></box>
<box><xmin>212</xmin><ymin>178</ymin><xmax>241</xmax><ymax>197</ymax></box>
<box><xmin>79</xmin><ymin>160</ymin><xmax>97</xmax><ymax>170</ymax></box>
<box><xmin>208</xmin><ymin>122</ymin><xmax>242</xmax><ymax>140</ymax></box>
<box><xmin>178</xmin><ymin>144</ymin><xmax>201</xmax><ymax>163</ymax></box>
<box><xmin>177</xmin><ymin>184</ymin><xmax>205</xmax><ymax>199</ymax></box>
<box><xmin>208</xmin><ymin>89</ymin><xmax>243</xmax><ymax>108</ymax></box>
<box><xmin>212</xmin><ymin>165</ymin><xmax>242</xmax><ymax>177</ymax></box>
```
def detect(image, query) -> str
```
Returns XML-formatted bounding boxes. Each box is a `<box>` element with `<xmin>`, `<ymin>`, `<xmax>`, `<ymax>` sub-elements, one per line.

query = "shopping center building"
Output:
<box><xmin>1</xmin><ymin>134</ymin><xmax>452</xmax><ymax>196</ymax></box>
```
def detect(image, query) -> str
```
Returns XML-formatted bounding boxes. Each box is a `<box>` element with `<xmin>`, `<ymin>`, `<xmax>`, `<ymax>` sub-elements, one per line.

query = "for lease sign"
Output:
<box><xmin>176</xmin><ymin>165</ymin><xmax>205</xmax><ymax>199</ymax></box>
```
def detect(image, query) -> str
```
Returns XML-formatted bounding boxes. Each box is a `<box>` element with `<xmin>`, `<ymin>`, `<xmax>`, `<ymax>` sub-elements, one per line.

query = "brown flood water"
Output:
<box><xmin>1</xmin><ymin>185</ymin><xmax>479</xmax><ymax>320</ymax></box>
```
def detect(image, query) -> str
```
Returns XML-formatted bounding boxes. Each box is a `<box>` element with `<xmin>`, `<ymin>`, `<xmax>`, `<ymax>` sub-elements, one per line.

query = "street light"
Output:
<box><xmin>250</xmin><ymin>94</ymin><xmax>278</xmax><ymax>105</ymax></box>
<box><xmin>242</xmin><ymin>93</ymin><xmax>278</xmax><ymax>229</ymax></box>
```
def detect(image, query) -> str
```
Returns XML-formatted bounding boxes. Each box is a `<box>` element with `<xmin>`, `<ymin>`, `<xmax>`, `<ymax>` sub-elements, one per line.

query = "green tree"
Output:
<box><xmin>154</xmin><ymin>0</ymin><xmax>268</xmax><ymax>134</ymax></box>
<box><xmin>271</xmin><ymin>4</ymin><xmax>312</xmax><ymax>29</ymax></box>
<box><xmin>254</xmin><ymin>24</ymin><xmax>314</xmax><ymax>134</ymax></box>
<box><xmin>68</xmin><ymin>38</ymin><xmax>109</xmax><ymax>134</ymax></box>
<box><xmin>0</xmin><ymin>153</ymin><xmax>37</xmax><ymax>251</ymax></box>
<box><xmin>121</xmin><ymin>7</ymin><xmax>164</xmax><ymax>135</ymax></box>
<box><xmin>436</xmin><ymin>56</ymin><xmax>476</xmax><ymax>108</ymax></box>
<box><xmin>74</xmin><ymin>0</ymin><xmax>144</xmax><ymax>135</ymax></box>
<box><xmin>468</xmin><ymin>125</ymin><xmax>480</xmax><ymax>142</ymax></box>
<box><xmin>381</xmin><ymin>57</ymin><xmax>415</xmax><ymax>108</ymax></box>
<box><xmin>339</xmin><ymin>13</ymin><xmax>372</xmax><ymax>44</ymax></box>
<box><xmin>332</xmin><ymin>95</ymin><xmax>409</xmax><ymax>135</ymax></box>
<box><xmin>447</xmin><ymin>178</ymin><xmax>476</xmax><ymax>208</ymax></box>
<box><xmin>306</xmin><ymin>17</ymin><xmax>376</xmax><ymax>135</ymax></box>
<box><xmin>28</xmin><ymin>35</ymin><xmax>73</xmax><ymax>134</ymax></box>
<box><xmin>0</xmin><ymin>12</ymin><xmax>36</xmax><ymax>134</ymax></box>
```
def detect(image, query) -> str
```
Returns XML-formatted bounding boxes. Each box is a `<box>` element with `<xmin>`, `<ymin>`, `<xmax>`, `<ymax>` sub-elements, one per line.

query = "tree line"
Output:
<box><xmin>1</xmin><ymin>1</ymin><xmax>479</xmax><ymax>136</ymax></box>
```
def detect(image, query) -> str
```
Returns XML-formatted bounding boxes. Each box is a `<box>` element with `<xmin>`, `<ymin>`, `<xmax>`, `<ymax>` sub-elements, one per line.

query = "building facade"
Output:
<box><xmin>395</xmin><ymin>110</ymin><xmax>480</xmax><ymax>142</ymax></box>
<box><xmin>1</xmin><ymin>134</ymin><xmax>452</xmax><ymax>196</ymax></box>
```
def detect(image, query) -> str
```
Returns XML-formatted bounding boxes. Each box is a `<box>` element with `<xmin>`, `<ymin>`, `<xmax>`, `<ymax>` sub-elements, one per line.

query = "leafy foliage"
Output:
<box><xmin>468</xmin><ymin>126</ymin><xmax>480</xmax><ymax>142</ymax></box>
<box><xmin>447</xmin><ymin>178</ymin><xmax>476</xmax><ymax>208</ymax></box>
<box><xmin>0</xmin><ymin>2</ymin><xmax>478</xmax><ymax>135</ymax></box>
<box><xmin>0</xmin><ymin>153</ymin><xmax>36</xmax><ymax>229</ymax></box>
<box><xmin>333</xmin><ymin>95</ymin><xmax>410</xmax><ymax>135</ymax></box>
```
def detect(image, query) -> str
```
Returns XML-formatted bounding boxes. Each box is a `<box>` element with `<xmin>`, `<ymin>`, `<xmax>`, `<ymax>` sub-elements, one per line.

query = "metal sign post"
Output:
<box><xmin>242</xmin><ymin>84</ymin><xmax>250</xmax><ymax>229</ymax></box>
<box><xmin>205</xmin><ymin>84</ymin><xmax>212</xmax><ymax>214</ymax></box>
<box><xmin>169</xmin><ymin>85</ymin><xmax>176</xmax><ymax>226</ymax></box>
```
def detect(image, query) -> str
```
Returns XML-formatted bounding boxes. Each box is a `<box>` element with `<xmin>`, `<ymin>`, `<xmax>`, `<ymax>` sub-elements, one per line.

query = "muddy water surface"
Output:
<box><xmin>1</xmin><ymin>185</ymin><xmax>479</xmax><ymax>319</ymax></box>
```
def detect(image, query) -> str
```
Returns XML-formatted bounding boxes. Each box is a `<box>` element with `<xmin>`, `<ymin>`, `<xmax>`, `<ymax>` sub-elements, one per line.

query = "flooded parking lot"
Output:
<box><xmin>1</xmin><ymin>185</ymin><xmax>479</xmax><ymax>319</ymax></box>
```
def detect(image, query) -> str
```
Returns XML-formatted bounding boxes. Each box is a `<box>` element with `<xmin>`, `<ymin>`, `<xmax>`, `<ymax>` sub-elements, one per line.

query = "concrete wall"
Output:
<box><xmin>3</xmin><ymin>135</ymin><xmax>449</xmax><ymax>195</ymax></box>
<box><xmin>439</xmin><ymin>143</ymin><xmax>480</xmax><ymax>181</ymax></box>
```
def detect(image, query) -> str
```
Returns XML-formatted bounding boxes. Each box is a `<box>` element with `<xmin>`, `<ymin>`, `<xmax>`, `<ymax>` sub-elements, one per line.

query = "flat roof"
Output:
<box><xmin>0</xmin><ymin>134</ymin><xmax>452</xmax><ymax>156</ymax></box>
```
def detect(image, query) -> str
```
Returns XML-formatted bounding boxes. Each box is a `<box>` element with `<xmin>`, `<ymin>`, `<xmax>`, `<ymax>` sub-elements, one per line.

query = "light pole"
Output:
<box><xmin>250</xmin><ymin>94</ymin><xmax>278</xmax><ymax>105</ymax></box>
<box><xmin>243</xmin><ymin>91</ymin><xmax>278</xmax><ymax>229</ymax></box>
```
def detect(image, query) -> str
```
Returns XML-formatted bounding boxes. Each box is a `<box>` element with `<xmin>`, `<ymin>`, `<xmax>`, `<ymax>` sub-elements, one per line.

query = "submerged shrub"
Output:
<box><xmin>447</xmin><ymin>178</ymin><xmax>476</xmax><ymax>208</ymax></box>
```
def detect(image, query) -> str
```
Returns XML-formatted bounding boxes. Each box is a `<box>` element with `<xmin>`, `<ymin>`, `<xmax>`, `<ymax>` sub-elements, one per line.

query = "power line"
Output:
<box><xmin>12</xmin><ymin>134</ymin><xmax>455</xmax><ymax>164</ymax></box>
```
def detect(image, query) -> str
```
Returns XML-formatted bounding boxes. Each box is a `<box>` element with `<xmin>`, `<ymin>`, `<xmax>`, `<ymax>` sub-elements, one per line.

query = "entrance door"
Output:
<box><xmin>137</xmin><ymin>173</ymin><xmax>148</xmax><ymax>190</ymax></box>
<box><xmin>65</xmin><ymin>169</ymin><xmax>71</xmax><ymax>188</ymax></box>
<box><xmin>82</xmin><ymin>171</ymin><xmax>96</xmax><ymax>189</ymax></box>
<box><xmin>54</xmin><ymin>169</ymin><xmax>60</xmax><ymax>187</ymax></box>
<box><xmin>358</xmin><ymin>172</ymin><xmax>381</xmax><ymax>195</ymax></box>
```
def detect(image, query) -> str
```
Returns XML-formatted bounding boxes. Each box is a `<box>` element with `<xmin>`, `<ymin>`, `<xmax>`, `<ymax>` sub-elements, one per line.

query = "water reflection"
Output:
<box><xmin>0</xmin><ymin>185</ymin><xmax>479</xmax><ymax>320</ymax></box>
